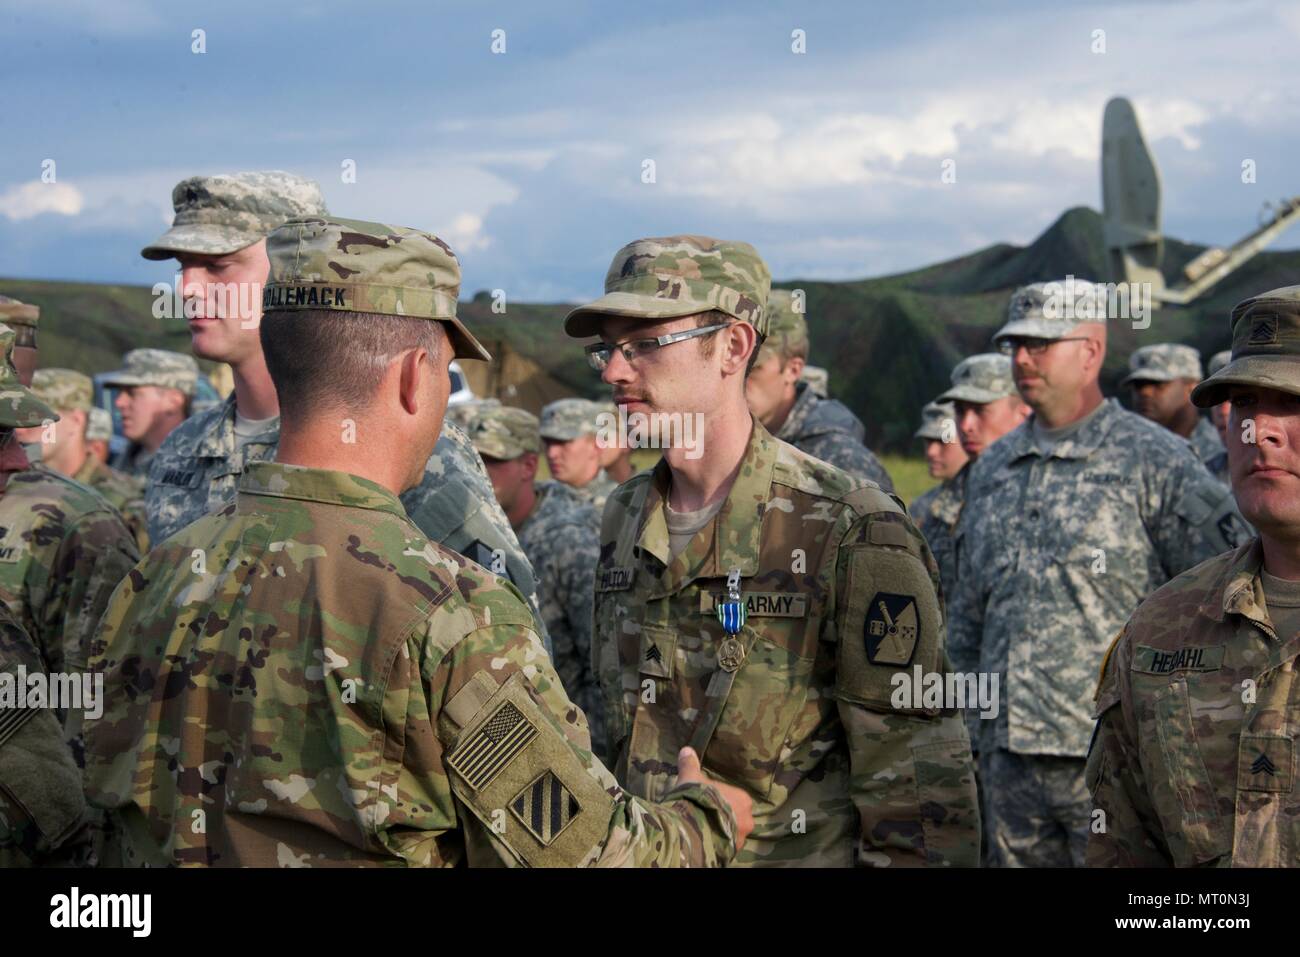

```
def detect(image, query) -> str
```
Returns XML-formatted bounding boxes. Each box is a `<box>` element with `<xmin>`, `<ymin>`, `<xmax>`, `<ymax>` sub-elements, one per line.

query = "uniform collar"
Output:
<box><xmin>237</xmin><ymin>461</ymin><xmax>408</xmax><ymax>519</ymax></box>
<box><xmin>1006</xmin><ymin>397</ymin><xmax>1121</xmax><ymax>462</ymax></box>
<box><xmin>776</xmin><ymin>381</ymin><xmax>815</xmax><ymax>442</ymax></box>
<box><xmin>196</xmin><ymin>392</ymin><xmax>280</xmax><ymax>458</ymax></box>
<box><xmin>1199</xmin><ymin>538</ymin><xmax>1276</xmax><ymax>638</ymax></box>
<box><xmin>72</xmin><ymin>454</ymin><xmax>99</xmax><ymax>485</ymax></box>
<box><xmin>636</xmin><ymin>417</ymin><xmax>774</xmax><ymax>588</ymax></box>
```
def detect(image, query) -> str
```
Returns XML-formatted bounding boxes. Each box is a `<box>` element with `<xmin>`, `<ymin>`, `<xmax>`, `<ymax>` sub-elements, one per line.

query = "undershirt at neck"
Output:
<box><xmin>665</xmin><ymin>497</ymin><xmax>725</xmax><ymax>563</ymax></box>
<box><xmin>1261</xmin><ymin>568</ymin><xmax>1300</xmax><ymax>642</ymax></box>
<box><xmin>1032</xmin><ymin>401</ymin><xmax>1105</xmax><ymax>453</ymax></box>
<box><xmin>234</xmin><ymin>410</ymin><xmax>279</xmax><ymax>452</ymax></box>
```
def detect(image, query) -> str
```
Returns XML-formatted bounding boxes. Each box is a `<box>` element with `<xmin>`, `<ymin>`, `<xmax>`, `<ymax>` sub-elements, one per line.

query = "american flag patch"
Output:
<box><xmin>511</xmin><ymin>770</ymin><xmax>582</xmax><ymax>846</ymax></box>
<box><xmin>448</xmin><ymin>700</ymin><xmax>538</xmax><ymax>791</ymax></box>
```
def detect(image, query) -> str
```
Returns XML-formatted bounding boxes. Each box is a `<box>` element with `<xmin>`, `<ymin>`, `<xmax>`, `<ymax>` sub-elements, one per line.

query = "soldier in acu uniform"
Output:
<box><xmin>569</xmin><ymin>235</ymin><xmax>979</xmax><ymax>867</ymax></box>
<box><xmin>85</xmin><ymin>216</ymin><xmax>751</xmax><ymax>868</ymax></box>
<box><xmin>470</xmin><ymin>405</ymin><xmax>606</xmax><ymax>759</ymax></box>
<box><xmin>745</xmin><ymin>289</ymin><xmax>894</xmax><ymax>492</ymax></box>
<box><xmin>1088</xmin><ymin>286</ymin><xmax>1300</xmax><ymax>867</ymax></box>
<box><xmin>950</xmin><ymin>280</ymin><xmax>1248</xmax><ymax>868</ymax></box>
<box><xmin>104</xmin><ymin>349</ymin><xmax>198</xmax><ymax>479</ymax></box>
<box><xmin>139</xmin><ymin>171</ymin><xmax>552</xmax><ymax>652</ymax></box>
<box><xmin>1123</xmin><ymin>343</ymin><xmax>1225</xmax><ymax>468</ymax></box>
<box><xmin>1204</xmin><ymin>349</ymin><xmax>1233</xmax><ymax>487</ymax></box>
<box><xmin>18</xmin><ymin>368</ymin><xmax>148</xmax><ymax>551</ymax></box>
<box><xmin>539</xmin><ymin>398</ymin><xmax>617</xmax><ymax>512</ymax></box>
<box><xmin>85</xmin><ymin>408</ymin><xmax>113</xmax><ymax>466</ymax></box>
<box><xmin>909</xmin><ymin>400</ymin><xmax>966</xmax><ymax>600</ymax></box>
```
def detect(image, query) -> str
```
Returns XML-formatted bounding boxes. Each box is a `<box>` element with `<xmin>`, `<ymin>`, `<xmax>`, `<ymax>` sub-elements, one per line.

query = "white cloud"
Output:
<box><xmin>0</xmin><ymin>181</ymin><xmax>84</xmax><ymax>220</ymax></box>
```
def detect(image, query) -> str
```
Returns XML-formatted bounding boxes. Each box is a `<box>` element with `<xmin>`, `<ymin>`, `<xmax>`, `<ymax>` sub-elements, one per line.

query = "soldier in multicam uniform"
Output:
<box><xmin>1204</xmin><ymin>349</ymin><xmax>1233</xmax><ymax>486</ymax></box>
<box><xmin>104</xmin><ymin>349</ymin><xmax>198</xmax><ymax>479</ymax></box>
<box><xmin>139</xmin><ymin>172</ymin><xmax>552</xmax><ymax>651</ymax></box>
<box><xmin>1123</xmin><ymin>342</ymin><xmax>1225</xmax><ymax>466</ymax></box>
<box><xmin>569</xmin><ymin>234</ymin><xmax>979</xmax><ymax>867</ymax></box>
<box><xmin>539</xmin><ymin>398</ymin><xmax>617</xmax><ymax>512</ymax></box>
<box><xmin>0</xmin><ymin>384</ymin><xmax>91</xmax><ymax>868</ymax></box>
<box><xmin>949</xmin><ymin>280</ymin><xmax>1248</xmax><ymax>868</ymax></box>
<box><xmin>85</xmin><ymin>407</ymin><xmax>113</xmax><ymax>466</ymax></box>
<box><xmin>908</xmin><ymin>400</ymin><xmax>966</xmax><ymax>598</ymax></box>
<box><xmin>469</xmin><ymin>405</ymin><xmax>606</xmax><ymax>759</ymax></box>
<box><xmin>0</xmin><ymin>294</ymin><xmax>40</xmax><ymax>387</ymax></box>
<box><xmin>1089</xmin><ymin>286</ymin><xmax>1300</xmax><ymax>867</ymax></box>
<box><xmin>745</xmin><ymin>289</ymin><xmax>894</xmax><ymax>492</ymax></box>
<box><xmin>85</xmin><ymin>216</ymin><xmax>751</xmax><ymax>867</ymax></box>
<box><xmin>18</xmin><ymin>368</ymin><xmax>148</xmax><ymax>551</ymax></box>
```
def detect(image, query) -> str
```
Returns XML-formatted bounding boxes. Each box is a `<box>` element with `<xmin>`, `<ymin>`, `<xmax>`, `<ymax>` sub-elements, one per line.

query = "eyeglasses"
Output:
<box><xmin>585</xmin><ymin>322</ymin><xmax>732</xmax><ymax>372</ymax></box>
<box><xmin>996</xmin><ymin>336</ymin><xmax>1091</xmax><ymax>357</ymax></box>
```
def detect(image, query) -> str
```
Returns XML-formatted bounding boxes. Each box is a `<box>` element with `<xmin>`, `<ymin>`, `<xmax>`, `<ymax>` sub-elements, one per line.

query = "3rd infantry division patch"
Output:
<box><xmin>511</xmin><ymin>770</ymin><xmax>582</xmax><ymax>846</ymax></box>
<box><xmin>864</xmin><ymin>592</ymin><xmax>919</xmax><ymax>666</ymax></box>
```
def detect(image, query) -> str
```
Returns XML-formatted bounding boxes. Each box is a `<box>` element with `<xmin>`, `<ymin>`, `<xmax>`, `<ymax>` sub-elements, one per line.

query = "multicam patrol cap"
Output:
<box><xmin>1193</xmin><ymin>286</ymin><xmax>1300</xmax><ymax>406</ymax></box>
<box><xmin>1207</xmin><ymin>349</ymin><xmax>1231</xmax><ymax>377</ymax></box>
<box><xmin>756</xmin><ymin>289</ymin><xmax>809</xmax><ymax>363</ymax></box>
<box><xmin>539</xmin><ymin>398</ymin><xmax>606</xmax><ymax>441</ymax></box>
<box><xmin>0</xmin><ymin>295</ymin><xmax>39</xmax><ymax>339</ymax></box>
<box><xmin>261</xmin><ymin>217</ymin><xmax>491</xmax><ymax>362</ymax></box>
<box><xmin>915</xmin><ymin>399</ymin><xmax>957</xmax><ymax>441</ymax></box>
<box><xmin>85</xmin><ymin>406</ymin><xmax>113</xmax><ymax>442</ymax></box>
<box><xmin>470</xmin><ymin>405</ymin><xmax>541</xmax><ymax>461</ymax></box>
<box><xmin>563</xmin><ymin>235</ymin><xmax>772</xmax><ymax>339</ymax></box>
<box><xmin>102</xmin><ymin>349</ymin><xmax>199</xmax><ymax>397</ymax></box>
<box><xmin>993</xmin><ymin>278</ymin><xmax>1110</xmax><ymax>345</ymax></box>
<box><xmin>30</xmin><ymin>368</ymin><xmax>93</xmax><ymax>412</ymax></box>
<box><xmin>1121</xmin><ymin>343</ymin><xmax>1203</xmax><ymax>386</ymax></box>
<box><xmin>0</xmin><ymin>325</ymin><xmax>56</xmax><ymax>428</ymax></box>
<box><xmin>142</xmin><ymin>171</ymin><xmax>328</xmax><ymax>260</ymax></box>
<box><xmin>938</xmin><ymin>353</ymin><xmax>1017</xmax><ymax>405</ymax></box>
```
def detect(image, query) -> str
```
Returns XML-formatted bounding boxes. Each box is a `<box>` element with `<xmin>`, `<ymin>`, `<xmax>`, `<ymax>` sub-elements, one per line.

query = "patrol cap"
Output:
<box><xmin>0</xmin><ymin>295</ymin><xmax>39</xmax><ymax>348</ymax></box>
<box><xmin>471</xmin><ymin>405</ymin><xmax>541</xmax><ymax>460</ymax></box>
<box><xmin>0</xmin><ymin>325</ymin><xmax>56</xmax><ymax>428</ymax></box>
<box><xmin>30</xmin><ymin>368</ymin><xmax>93</xmax><ymax>412</ymax></box>
<box><xmin>1121</xmin><ymin>343</ymin><xmax>1203</xmax><ymax>386</ymax></box>
<box><xmin>1207</xmin><ymin>349</ymin><xmax>1231</xmax><ymax>378</ymax></box>
<box><xmin>141</xmin><ymin>171</ymin><xmax>328</xmax><ymax>260</ymax></box>
<box><xmin>102</xmin><ymin>349</ymin><xmax>199</xmax><ymax>397</ymax></box>
<box><xmin>938</xmin><ymin>353</ymin><xmax>1017</xmax><ymax>405</ymax></box>
<box><xmin>915</xmin><ymin>400</ymin><xmax>957</xmax><ymax>441</ymax></box>
<box><xmin>85</xmin><ymin>406</ymin><xmax>113</xmax><ymax>442</ymax></box>
<box><xmin>993</xmin><ymin>278</ymin><xmax>1110</xmax><ymax>345</ymax></box>
<box><xmin>1193</xmin><ymin>285</ymin><xmax>1300</xmax><ymax>407</ymax></box>
<box><xmin>564</xmin><ymin>235</ymin><xmax>771</xmax><ymax>339</ymax></box>
<box><xmin>445</xmin><ymin>396</ymin><xmax>501</xmax><ymax>432</ymax></box>
<box><xmin>539</xmin><ymin>398</ymin><xmax>606</xmax><ymax>441</ymax></box>
<box><xmin>756</xmin><ymin>289</ymin><xmax>809</xmax><ymax>363</ymax></box>
<box><xmin>261</xmin><ymin>216</ymin><xmax>491</xmax><ymax>362</ymax></box>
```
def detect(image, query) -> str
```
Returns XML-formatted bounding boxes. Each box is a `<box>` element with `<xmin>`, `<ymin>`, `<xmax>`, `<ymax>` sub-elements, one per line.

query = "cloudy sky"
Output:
<box><xmin>3</xmin><ymin>0</ymin><xmax>1299</xmax><ymax>301</ymax></box>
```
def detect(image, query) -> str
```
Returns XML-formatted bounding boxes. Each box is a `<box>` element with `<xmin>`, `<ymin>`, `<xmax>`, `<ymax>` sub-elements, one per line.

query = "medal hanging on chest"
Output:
<box><xmin>716</xmin><ymin>568</ymin><xmax>747</xmax><ymax>672</ymax></box>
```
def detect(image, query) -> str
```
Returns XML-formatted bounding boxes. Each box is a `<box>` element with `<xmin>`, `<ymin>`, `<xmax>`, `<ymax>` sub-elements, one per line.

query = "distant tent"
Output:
<box><xmin>459</xmin><ymin>338</ymin><xmax>574</xmax><ymax>415</ymax></box>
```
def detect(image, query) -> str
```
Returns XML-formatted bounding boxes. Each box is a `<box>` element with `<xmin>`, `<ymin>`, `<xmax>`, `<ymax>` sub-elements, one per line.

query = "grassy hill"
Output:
<box><xmin>4</xmin><ymin>205</ymin><xmax>1293</xmax><ymax>460</ymax></box>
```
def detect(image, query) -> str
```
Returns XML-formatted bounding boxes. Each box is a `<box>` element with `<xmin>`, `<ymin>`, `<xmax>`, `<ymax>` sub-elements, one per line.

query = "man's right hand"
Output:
<box><xmin>677</xmin><ymin>746</ymin><xmax>754</xmax><ymax>851</ymax></box>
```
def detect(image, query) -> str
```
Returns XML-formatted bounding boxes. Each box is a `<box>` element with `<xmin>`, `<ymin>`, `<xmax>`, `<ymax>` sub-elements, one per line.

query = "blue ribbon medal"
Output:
<box><xmin>716</xmin><ymin>568</ymin><xmax>747</xmax><ymax>636</ymax></box>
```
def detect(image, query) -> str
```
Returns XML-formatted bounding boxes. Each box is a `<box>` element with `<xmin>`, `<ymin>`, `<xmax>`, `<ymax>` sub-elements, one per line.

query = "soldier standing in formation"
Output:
<box><xmin>104</xmin><ymin>349</ymin><xmax>199</xmax><ymax>479</ymax></box>
<box><xmin>1123</xmin><ymin>343</ymin><xmax>1225</xmax><ymax>468</ymax></box>
<box><xmin>539</xmin><ymin>398</ymin><xmax>618</xmax><ymax>512</ymax></box>
<box><xmin>909</xmin><ymin>400</ymin><xmax>966</xmax><ymax>597</ymax></box>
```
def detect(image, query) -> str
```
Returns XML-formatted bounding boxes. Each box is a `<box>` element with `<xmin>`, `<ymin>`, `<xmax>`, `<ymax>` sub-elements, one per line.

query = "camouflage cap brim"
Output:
<box><xmin>443</xmin><ymin>317</ymin><xmax>492</xmax><ymax>363</ymax></box>
<box><xmin>538</xmin><ymin>424</ymin><xmax>586</xmax><ymax>441</ymax></box>
<box><xmin>914</xmin><ymin>422</ymin><xmax>947</xmax><ymax>440</ymax></box>
<box><xmin>0</xmin><ymin>388</ymin><xmax>58</xmax><ymax>429</ymax></box>
<box><xmin>564</xmin><ymin>291</ymin><xmax>720</xmax><ymax>339</ymax></box>
<box><xmin>98</xmin><ymin>373</ymin><xmax>151</xmax><ymax>389</ymax></box>
<box><xmin>937</xmin><ymin>383</ymin><xmax>1006</xmax><ymax>405</ymax></box>
<box><xmin>991</xmin><ymin>316</ymin><xmax>1083</xmax><ymax>344</ymax></box>
<box><xmin>141</xmin><ymin>222</ymin><xmax>266</xmax><ymax>261</ymax></box>
<box><xmin>472</xmin><ymin>435</ymin><xmax>526</xmax><ymax>461</ymax></box>
<box><xmin>1191</xmin><ymin>354</ymin><xmax>1300</xmax><ymax>407</ymax></box>
<box><xmin>1120</xmin><ymin>369</ymin><xmax>1182</xmax><ymax>387</ymax></box>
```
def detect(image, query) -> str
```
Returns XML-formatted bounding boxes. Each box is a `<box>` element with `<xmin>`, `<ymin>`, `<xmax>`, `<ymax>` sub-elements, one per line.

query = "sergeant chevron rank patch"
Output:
<box><xmin>447</xmin><ymin>700</ymin><xmax>538</xmax><ymax>791</ymax></box>
<box><xmin>511</xmin><ymin>770</ymin><xmax>582</xmax><ymax>846</ymax></box>
<box><xmin>864</xmin><ymin>592</ymin><xmax>919</xmax><ymax>666</ymax></box>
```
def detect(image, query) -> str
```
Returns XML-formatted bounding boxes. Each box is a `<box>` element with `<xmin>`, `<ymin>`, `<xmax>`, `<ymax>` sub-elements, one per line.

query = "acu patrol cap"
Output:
<box><xmin>993</xmin><ymin>278</ymin><xmax>1110</xmax><ymax>345</ymax></box>
<box><xmin>539</xmin><ymin>398</ymin><xmax>606</xmax><ymax>441</ymax></box>
<box><xmin>756</xmin><ymin>289</ymin><xmax>809</xmax><ymax>363</ymax></box>
<box><xmin>30</xmin><ymin>368</ymin><xmax>93</xmax><ymax>412</ymax></box>
<box><xmin>261</xmin><ymin>216</ymin><xmax>491</xmax><ymax>362</ymax></box>
<box><xmin>564</xmin><ymin>235</ymin><xmax>771</xmax><ymax>339</ymax></box>
<box><xmin>471</xmin><ymin>405</ymin><xmax>541</xmax><ymax>461</ymax></box>
<box><xmin>1193</xmin><ymin>285</ymin><xmax>1300</xmax><ymax>407</ymax></box>
<box><xmin>102</xmin><ymin>349</ymin><xmax>199</xmax><ymax>397</ymax></box>
<box><xmin>0</xmin><ymin>295</ymin><xmax>39</xmax><ymax>348</ymax></box>
<box><xmin>915</xmin><ymin>400</ymin><xmax>957</xmax><ymax>441</ymax></box>
<box><xmin>938</xmin><ymin>353</ymin><xmax>1017</xmax><ymax>405</ymax></box>
<box><xmin>85</xmin><ymin>406</ymin><xmax>113</xmax><ymax>442</ymax></box>
<box><xmin>0</xmin><ymin>325</ymin><xmax>56</xmax><ymax>429</ymax></box>
<box><xmin>800</xmin><ymin>364</ymin><xmax>828</xmax><ymax>397</ymax></box>
<box><xmin>142</xmin><ymin>171</ymin><xmax>328</xmax><ymax>260</ymax></box>
<box><xmin>1121</xmin><ymin>343</ymin><xmax>1203</xmax><ymax>386</ymax></box>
